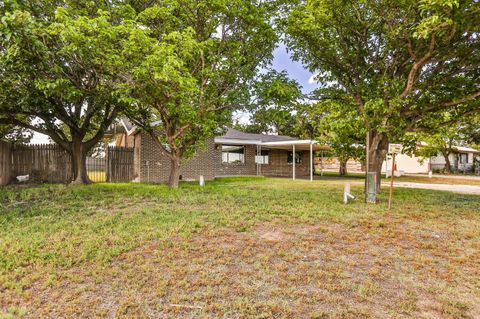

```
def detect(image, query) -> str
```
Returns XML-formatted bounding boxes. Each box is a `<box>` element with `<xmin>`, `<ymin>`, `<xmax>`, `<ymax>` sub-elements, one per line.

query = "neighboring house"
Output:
<box><xmin>382</xmin><ymin>144</ymin><xmax>479</xmax><ymax>174</ymax></box>
<box><xmin>107</xmin><ymin>119</ymin><xmax>329</xmax><ymax>183</ymax></box>
<box><xmin>430</xmin><ymin>146</ymin><xmax>479</xmax><ymax>173</ymax></box>
<box><xmin>109</xmin><ymin>118</ymin><xmax>136</xmax><ymax>148</ymax></box>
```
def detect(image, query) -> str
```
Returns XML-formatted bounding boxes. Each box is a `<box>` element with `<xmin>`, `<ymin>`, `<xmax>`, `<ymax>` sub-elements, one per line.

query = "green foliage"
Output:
<box><xmin>0</xmin><ymin>125</ymin><xmax>32</xmax><ymax>143</ymax></box>
<box><xmin>239</xmin><ymin>70</ymin><xmax>303</xmax><ymax>136</ymax></box>
<box><xmin>417</xmin><ymin>117</ymin><xmax>480</xmax><ymax>161</ymax></box>
<box><xmin>122</xmin><ymin>0</ymin><xmax>279</xmax><ymax>186</ymax></box>
<box><xmin>298</xmin><ymin>91</ymin><xmax>366</xmax><ymax>169</ymax></box>
<box><xmin>0</xmin><ymin>2</ymin><xmax>131</xmax><ymax>183</ymax></box>
<box><xmin>285</xmin><ymin>0</ymin><xmax>480</xmax><ymax>176</ymax></box>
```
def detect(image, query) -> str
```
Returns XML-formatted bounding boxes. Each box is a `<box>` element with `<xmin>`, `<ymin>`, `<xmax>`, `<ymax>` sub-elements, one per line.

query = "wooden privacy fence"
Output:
<box><xmin>12</xmin><ymin>144</ymin><xmax>72</xmax><ymax>183</ymax></box>
<box><xmin>0</xmin><ymin>142</ymin><xmax>135</xmax><ymax>185</ymax></box>
<box><xmin>0</xmin><ymin>142</ymin><xmax>12</xmax><ymax>186</ymax></box>
<box><xmin>106</xmin><ymin>146</ymin><xmax>135</xmax><ymax>182</ymax></box>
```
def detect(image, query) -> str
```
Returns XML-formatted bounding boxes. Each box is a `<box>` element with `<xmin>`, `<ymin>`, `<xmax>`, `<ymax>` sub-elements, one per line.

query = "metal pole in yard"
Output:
<box><xmin>321</xmin><ymin>150</ymin><xmax>324</xmax><ymax>177</ymax></box>
<box><xmin>259</xmin><ymin>144</ymin><xmax>262</xmax><ymax>176</ymax></box>
<box><xmin>388</xmin><ymin>153</ymin><xmax>396</xmax><ymax>210</ymax></box>
<box><xmin>365</xmin><ymin>131</ymin><xmax>370</xmax><ymax>201</ymax></box>
<box><xmin>310</xmin><ymin>142</ymin><xmax>313</xmax><ymax>181</ymax></box>
<box><xmin>292</xmin><ymin>144</ymin><xmax>296</xmax><ymax>181</ymax></box>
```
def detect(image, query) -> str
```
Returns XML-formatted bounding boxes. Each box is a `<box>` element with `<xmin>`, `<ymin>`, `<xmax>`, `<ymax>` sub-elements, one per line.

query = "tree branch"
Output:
<box><xmin>399</xmin><ymin>34</ymin><xmax>436</xmax><ymax>99</ymax></box>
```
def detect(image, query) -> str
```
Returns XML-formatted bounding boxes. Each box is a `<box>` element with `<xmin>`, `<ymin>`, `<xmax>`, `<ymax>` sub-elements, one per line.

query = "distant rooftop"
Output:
<box><xmin>454</xmin><ymin>146</ymin><xmax>479</xmax><ymax>153</ymax></box>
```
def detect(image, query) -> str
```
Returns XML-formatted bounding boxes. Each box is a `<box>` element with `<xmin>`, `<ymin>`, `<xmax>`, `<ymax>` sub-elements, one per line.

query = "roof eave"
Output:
<box><xmin>214</xmin><ymin>137</ymin><xmax>262</xmax><ymax>145</ymax></box>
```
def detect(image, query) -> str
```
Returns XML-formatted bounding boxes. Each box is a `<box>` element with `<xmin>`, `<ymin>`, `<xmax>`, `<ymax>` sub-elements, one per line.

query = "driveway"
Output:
<box><xmin>384</xmin><ymin>181</ymin><xmax>480</xmax><ymax>195</ymax></box>
<box><xmin>405</xmin><ymin>173</ymin><xmax>480</xmax><ymax>181</ymax></box>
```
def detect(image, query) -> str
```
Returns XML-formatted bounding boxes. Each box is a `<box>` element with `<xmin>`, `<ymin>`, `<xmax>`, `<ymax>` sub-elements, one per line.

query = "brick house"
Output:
<box><xmin>109</xmin><ymin>119</ymin><xmax>329</xmax><ymax>183</ymax></box>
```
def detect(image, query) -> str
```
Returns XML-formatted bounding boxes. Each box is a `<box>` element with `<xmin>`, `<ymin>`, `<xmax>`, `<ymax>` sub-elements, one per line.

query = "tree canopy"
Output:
<box><xmin>0</xmin><ymin>2</ymin><xmax>130</xmax><ymax>183</ymax></box>
<box><xmin>416</xmin><ymin>115</ymin><xmax>480</xmax><ymax>173</ymax></box>
<box><xmin>237</xmin><ymin>70</ymin><xmax>303</xmax><ymax>136</ymax></box>
<box><xmin>123</xmin><ymin>0</ymin><xmax>280</xmax><ymax>187</ymax></box>
<box><xmin>285</xmin><ymin>0</ymin><xmax>480</xmax><ymax>188</ymax></box>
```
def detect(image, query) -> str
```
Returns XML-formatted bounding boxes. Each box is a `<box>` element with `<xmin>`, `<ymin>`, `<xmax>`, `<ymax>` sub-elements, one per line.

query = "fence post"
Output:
<box><xmin>105</xmin><ymin>146</ymin><xmax>110</xmax><ymax>182</ymax></box>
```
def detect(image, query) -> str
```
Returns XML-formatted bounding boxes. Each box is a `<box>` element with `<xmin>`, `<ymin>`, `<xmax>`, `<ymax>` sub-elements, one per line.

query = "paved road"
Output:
<box><xmin>405</xmin><ymin>173</ymin><xmax>480</xmax><ymax>181</ymax></box>
<box><xmin>383</xmin><ymin>182</ymin><xmax>480</xmax><ymax>195</ymax></box>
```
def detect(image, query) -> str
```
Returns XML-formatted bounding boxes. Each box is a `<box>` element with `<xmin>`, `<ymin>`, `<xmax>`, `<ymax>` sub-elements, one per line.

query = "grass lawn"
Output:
<box><xmin>1</xmin><ymin>177</ymin><xmax>479</xmax><ymax>318</ymax></box>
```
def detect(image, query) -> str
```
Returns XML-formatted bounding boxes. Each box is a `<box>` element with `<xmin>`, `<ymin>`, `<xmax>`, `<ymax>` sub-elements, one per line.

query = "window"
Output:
<box><xmin>459</xmin><ymin>153</ymin><xmax>468</xmax><ymax>164</ymax></box>
<box><xmin>287</xmin><ymin>151</ymin><xmax>302</xmax><ymax>164</ymax></box>
<box><xmin>222</xmin><ymin>145</ymin><xmax>245</xmax><ymax>164</ymax></box>
<box><xmin>255</xmin><ymin>150</ymin><xmax>269</xmax><ymax>164</ymax></box>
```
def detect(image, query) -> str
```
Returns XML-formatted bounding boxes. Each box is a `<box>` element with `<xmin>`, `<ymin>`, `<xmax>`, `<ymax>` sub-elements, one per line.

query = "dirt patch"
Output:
<box><xmin>258</xmin><ymin>230</ymin><xmax>285</xmax><ymax>241</ymax></box>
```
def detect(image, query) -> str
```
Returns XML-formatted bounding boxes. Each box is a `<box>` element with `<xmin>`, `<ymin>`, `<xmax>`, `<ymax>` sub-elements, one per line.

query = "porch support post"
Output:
<box><xmin>256</xmin><ymin>144</ymin><xmax>259</xmax><ymax>176</ymax></box>
<box><xmin>293</xmin><ymin>144</ymin><xmax>296</xmax><ymax>180</ymax></box>
<box><xmin>310</xmin><ymin>142</ymin><xmax>313</xmax><ymax>181</ymax></box>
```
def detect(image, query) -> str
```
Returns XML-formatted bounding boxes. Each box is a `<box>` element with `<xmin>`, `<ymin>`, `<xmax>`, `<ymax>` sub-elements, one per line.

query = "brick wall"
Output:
<box><xmin>260</xmin><ymin>149</ymin><xmax>311</xmax><ymax>178</ymax></box>
<box><xmin>214</xmin><ymin>144</ymin><xmax>258</xmax><ymax>176</ymax></box>
<box><xmin>136</xmin><ymin>133</ymin><xmax>216</xmax><ymax>183</ymax></box>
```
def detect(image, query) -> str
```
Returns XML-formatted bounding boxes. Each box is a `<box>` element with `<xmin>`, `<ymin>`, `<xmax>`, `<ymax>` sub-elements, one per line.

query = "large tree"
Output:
<box><xmin>285</xmin><ymin>0</ymin><xmax>480</xmax><ymax>190</ymax></box>
<box><xmin>123</xmin><ymin>0</ymin><xmax>279</xmax><ymax>187</ymax></box>
<box><xmin>0</xmin><ymin>4</ymin><xmax>129</xmax><ymax>184</ymax></box>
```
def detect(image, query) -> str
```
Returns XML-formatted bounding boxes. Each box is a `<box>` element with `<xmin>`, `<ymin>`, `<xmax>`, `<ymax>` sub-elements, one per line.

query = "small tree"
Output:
<box><xmin>418</xmin><ymin>128</ymin><xmax>460</xmax><ymax>173</ymax></box>
<box><xmin>0</xmin><ymin>6</ymin><xmax>128</xmax><ymax>184</ymax></box>
<box><xmin>297</xmin><ymin>94</ymin><xmax>366</xmax><ymax>176</ymax></box>
<box><xmin>124</xmin><ymin>1</ymin><xmax>278</xmax><ymax>187</ymax></box>
<box><xmin>418</xmin><ymin>117</ymin><xmax>480</xmax><ymax>173</ymax></box>
<box><xmin>244</xmin><ymin>71</ymin><xmax>303</xmax><ymax>136</ymax></box>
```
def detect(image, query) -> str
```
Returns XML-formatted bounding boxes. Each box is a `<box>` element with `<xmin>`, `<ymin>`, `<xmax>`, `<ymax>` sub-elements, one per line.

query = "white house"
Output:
<box><xmin>382</xmin><ymin>145</ymin><xmax>479</xmax><ymax>175</ymax></box>
<box><xmin>430</xmin><ymin>146</ymin><xmax>479</xmax><ymax>173</ymax></box>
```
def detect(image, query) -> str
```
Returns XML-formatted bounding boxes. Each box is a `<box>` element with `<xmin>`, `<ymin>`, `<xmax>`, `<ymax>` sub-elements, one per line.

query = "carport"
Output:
<box><xmin>260</xmin><ymin>140</ymin><xmax>330</xmax><ymax>181</ymax></box>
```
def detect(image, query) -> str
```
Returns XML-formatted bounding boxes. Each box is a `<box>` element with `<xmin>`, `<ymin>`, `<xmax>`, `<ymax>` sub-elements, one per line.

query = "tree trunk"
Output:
<box><xmin>70</xmin><ymin>138</ymin><xmax>92</xmax><ymax>185</ymax></box>
<box><xmin>339</xmin><ymin>159</ymin><xmax>347</xmax><ymax>176</ymax></box>
<box><xmin>443</xmin><ymin>153</ymin><xmax>452</xmax><ymax>174</ymax></box>
<box><xmin>168</xmin><ymin>156</ymin><xmax>182</xmax><ymax>188</ymax></box>
<box><xmin>367</xmin><ymin>130</ymin><xmax>389</xmax><ymax>191</ymax></box>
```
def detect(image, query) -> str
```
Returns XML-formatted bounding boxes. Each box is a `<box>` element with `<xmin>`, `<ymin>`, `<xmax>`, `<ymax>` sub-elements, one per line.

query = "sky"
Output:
<box><xmin>233</xmin><ymin>43</ymin><xmax>318</xmax><ymax>124</ymax></box>
<box><xmin>271</xmin><ymin>44</ymin><xmax>319</xmax><ymax>93</ymax></box>
<box><xmin>30</xmin><ymin>44</ymin><xmax>316</xmax><ymax>143</ymax></box>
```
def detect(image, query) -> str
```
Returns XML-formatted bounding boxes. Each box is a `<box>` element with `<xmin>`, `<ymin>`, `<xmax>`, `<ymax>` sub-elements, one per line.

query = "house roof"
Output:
<box><xmin>215</xmin><ymin>128</ymin><xmax>329</xmax><ymax>151</ymax></box>
<box><xmin>454</xmin><ymin>146</ymin><xmax>480</xmax><ymax>154</ymax></box>
<box><xmin>217</xmin><ymin>128</ymin><xmax>298</xmax><ymax>143</ymax></box>
<box><xmin>105</xmin><ymin>117</ymin><xmax>135</xmax><ymax>136</ymax></box>
<box><xmin>121</xmin><ymin>118</ymin><xmax>134</xmax><ymax>132</ymax></box>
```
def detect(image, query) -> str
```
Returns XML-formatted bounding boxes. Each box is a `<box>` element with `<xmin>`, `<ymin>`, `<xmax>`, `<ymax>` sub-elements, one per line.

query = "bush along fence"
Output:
<box><xmin>0</xmin><ymin>141</ymin><xmax>135</xmax><ymax>185</ymax></box>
